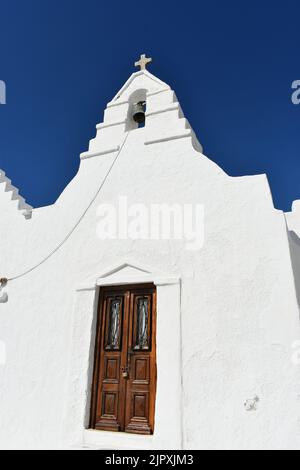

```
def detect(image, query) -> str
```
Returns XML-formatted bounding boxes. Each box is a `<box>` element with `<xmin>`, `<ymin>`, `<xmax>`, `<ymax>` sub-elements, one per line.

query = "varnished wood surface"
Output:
<box><xmin>90</xmin><ymin>284</ymin><xmax>157</xmax><ymax>434</ymax></box>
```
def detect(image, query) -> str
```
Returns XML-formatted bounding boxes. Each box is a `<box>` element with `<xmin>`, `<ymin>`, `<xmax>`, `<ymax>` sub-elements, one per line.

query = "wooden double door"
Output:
<box><xmin>90</xmin><ymin>284</ymin><xmax>157</xmax><ymax>434</ymax></box>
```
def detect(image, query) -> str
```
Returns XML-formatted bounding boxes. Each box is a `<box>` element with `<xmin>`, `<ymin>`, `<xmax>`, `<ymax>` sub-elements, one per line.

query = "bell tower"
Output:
<box><xmin>80</xmin><ymin>55</ymin><xmax>202</xmax><ymax>161</ymax></box>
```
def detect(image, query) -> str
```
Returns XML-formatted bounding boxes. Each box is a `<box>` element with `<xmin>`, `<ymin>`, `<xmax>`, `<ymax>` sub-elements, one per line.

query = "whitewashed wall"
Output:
<box><xmin>0</xmin><ymin>71</ymin><xmax>300</xmax><ymax>450</ymax></box>
<box><xmin>286</xmin><ymin>202</ymin><xmax>300</xmax><ymax>322</ymax></box>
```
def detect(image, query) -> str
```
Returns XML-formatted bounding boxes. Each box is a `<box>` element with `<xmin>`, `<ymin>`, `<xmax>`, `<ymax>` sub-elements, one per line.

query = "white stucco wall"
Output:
<box><xmin>286</xmin><ymin>202</ymin><xmax>300</xmax><ymax>314</ymax></box>
<box><xmin>0</xmin><ymin>70</ymin><xmax>300</xmax><ymax>450</ymax></box>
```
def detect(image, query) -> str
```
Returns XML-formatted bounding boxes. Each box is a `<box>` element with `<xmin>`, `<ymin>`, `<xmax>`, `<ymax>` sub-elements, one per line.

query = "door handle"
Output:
<box><xmin>124</xmin><ymin>350</ymin><xmax>134</xmax><ymax>377</ymax></box>
<box><xmin>122</xmin><ymin>366</ymin><xmax>129</xmax><ymax>379</ymax></box>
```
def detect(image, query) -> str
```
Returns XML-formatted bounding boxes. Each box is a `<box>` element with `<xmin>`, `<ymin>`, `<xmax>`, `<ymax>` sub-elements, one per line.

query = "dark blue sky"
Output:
<box><xmin>0</xmin><ymin>1</ymin><xmax>299</xmax><ymax>211</ymax></box>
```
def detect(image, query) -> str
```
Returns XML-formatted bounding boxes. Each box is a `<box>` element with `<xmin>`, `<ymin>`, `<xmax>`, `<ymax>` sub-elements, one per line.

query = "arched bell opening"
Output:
<box><xmin>126</xmin><ymin>89</ymin><xmax>147</xmax><ymax>131</ymax></box>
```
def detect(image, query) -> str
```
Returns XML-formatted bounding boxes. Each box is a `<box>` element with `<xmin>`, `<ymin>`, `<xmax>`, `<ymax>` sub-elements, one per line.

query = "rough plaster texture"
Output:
<box><xmin>0</xmin><ymin>70</ymin><xmax>300</xmax><ymax>450</ymax></box>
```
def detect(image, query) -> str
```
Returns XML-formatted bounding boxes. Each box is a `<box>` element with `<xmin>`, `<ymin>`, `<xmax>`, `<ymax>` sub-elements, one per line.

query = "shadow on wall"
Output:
<box><xmin>289</xmin><ymin>231</ymin><xmax>300</xmax><ymax>313</ymax></box>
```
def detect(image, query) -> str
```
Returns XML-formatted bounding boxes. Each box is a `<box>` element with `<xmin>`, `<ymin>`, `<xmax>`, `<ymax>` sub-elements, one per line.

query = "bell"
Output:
<box><xmin>132</xmin><ymin>101</ymin><xmax>146</xmax><ymax>124</ymax></box>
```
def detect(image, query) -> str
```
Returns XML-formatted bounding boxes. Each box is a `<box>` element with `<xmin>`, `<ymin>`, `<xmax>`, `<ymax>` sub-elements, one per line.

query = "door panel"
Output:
<box><xmin>132</xmin><ymin>355</ymin><xmax>150</xmax><ymax>384</ymax></box>
<box><xmin>125</xmin><ymin>287</ymin><xmax>156</xmax><ymax>434</ymax></box>
<box><xmin>90</xmin><ymin>284</ymin><xmax>157</xmax><ymax>435</ymax></box>
<box><xmin>91</xmin><ymin>289</ymin><xmax>128</xmax><ymax>432</ymax></box>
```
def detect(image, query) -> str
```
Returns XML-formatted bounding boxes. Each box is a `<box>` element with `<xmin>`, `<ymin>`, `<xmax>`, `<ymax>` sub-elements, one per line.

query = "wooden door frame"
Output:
<box><xmin>64</xmin><ymin>261</ymin><xmax>182</xmax><ymax>449</ymax></box>
<box><xmin>89</xmin><ymin>283</ymin><xmax>157</xmax><ymax>434</ymax></box>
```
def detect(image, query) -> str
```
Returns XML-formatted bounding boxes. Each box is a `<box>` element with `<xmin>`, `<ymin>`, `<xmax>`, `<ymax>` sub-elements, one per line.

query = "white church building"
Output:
<box><xmin>0</xmin><ymin>55</ymin><xmax>300</xmax><ymax>450</ymax></box>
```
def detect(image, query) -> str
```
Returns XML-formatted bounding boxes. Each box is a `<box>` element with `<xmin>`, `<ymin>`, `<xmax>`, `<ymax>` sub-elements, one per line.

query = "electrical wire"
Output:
<box><xmin>4</xmin><ymin>132</ymin><xmax>129</xmax><ymax>283</ymax></box>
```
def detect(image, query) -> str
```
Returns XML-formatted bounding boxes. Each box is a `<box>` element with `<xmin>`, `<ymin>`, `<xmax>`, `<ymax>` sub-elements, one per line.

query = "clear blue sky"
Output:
<box><xmin>0</xmin><ymin>1</ymin><xmax>299</xmax><ymax>211</ymax></box>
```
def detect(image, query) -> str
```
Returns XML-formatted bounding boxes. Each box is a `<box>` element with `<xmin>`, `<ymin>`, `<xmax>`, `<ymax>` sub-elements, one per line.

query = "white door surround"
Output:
<box><xmin>63</xmin><ymin>260</ymin><xmax>182</xmax><ymax>450</ymax></box>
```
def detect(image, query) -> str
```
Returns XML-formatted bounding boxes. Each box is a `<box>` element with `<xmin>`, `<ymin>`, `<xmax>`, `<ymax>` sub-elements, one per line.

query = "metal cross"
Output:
<box><xmin>134</xmin><ymin>54</ymin><xmax>152</xmax><ymax>71</ymax></box>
